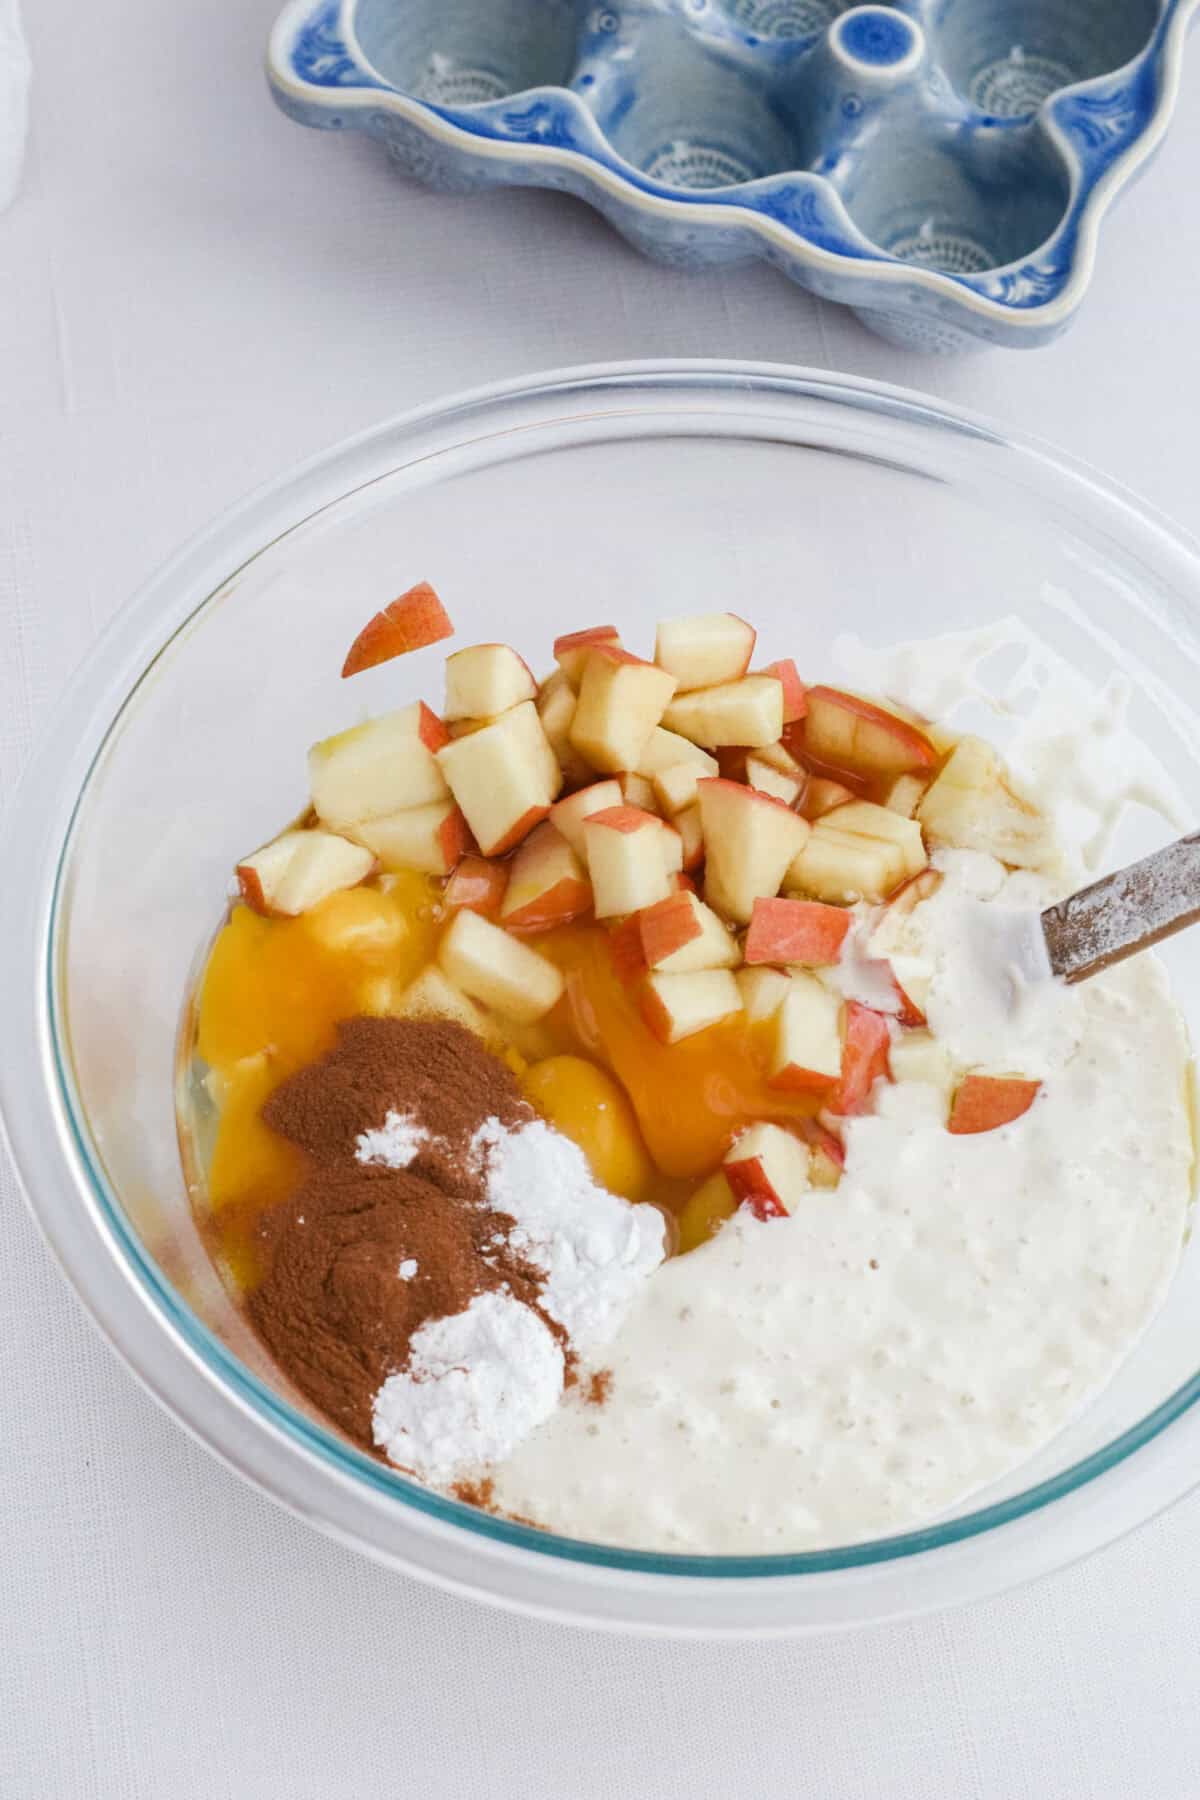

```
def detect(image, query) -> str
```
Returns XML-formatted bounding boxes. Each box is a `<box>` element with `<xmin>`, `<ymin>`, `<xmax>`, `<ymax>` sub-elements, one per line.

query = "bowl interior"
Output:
<box><xmin>51</xmin><ymin>371</ymin><xmax>1200</xmax><ymax>1576</ymax></box>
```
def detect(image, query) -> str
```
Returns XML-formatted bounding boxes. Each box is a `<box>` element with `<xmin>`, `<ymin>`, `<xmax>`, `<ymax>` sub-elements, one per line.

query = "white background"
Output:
<box><xmin>4</xmin><ymin>3</ymin><xmax>1200</xmax><ymax>1795</ymax></box>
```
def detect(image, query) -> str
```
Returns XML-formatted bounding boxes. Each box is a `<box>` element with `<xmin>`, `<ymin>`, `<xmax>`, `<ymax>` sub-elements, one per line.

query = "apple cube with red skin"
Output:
<box><xmin>236</xmin><ymin>829</ymin><xmax>375</xmax><ymax>918</ymax></box>
<box><xmin>554</xmin><ymin>624</ymin><xmax>621</xmax><ymax>688</ymax></box>
<box><xmin>918</xmin><ymin>736</ymin><xmax>1047</xmax><ymax>868</ymax></box>
<box><xmin>786</xmin><ymin>820</ymin><xmax>905</xmax><ymax>905</ymax></box>
<box><xmin>744</xmin><ymin>896</ymin><xmax>851</xmax><ymax>967</ymax></box>
<box><xmin>640</xmin><ymin>969</ymin><xmax>742</xmax><ymax>1045</ymax></box>
<box><xmin>535</xmin><ymin>669</ymin><xmax>593</xmax><ymax>787</ymax></box>
<box><xmin>675</xmin><ymin>804</ymin><xmax>704</xmax><ymax>871</ymax></box>
<box><xmin>654</xmin><ymin>612</ymin><xmax>756</xmax><ymax>692</ymax></box>
<box><xmin>800</xmin><ymin>1117</ymin><xmax>845</xmax><ymax>1189</ymax></box>
<box><xmin>745</xmin><ymin>755</ymin><xmax>802</xmax><ymax>806</ymax></box>
<box><xmin>443</xmin><ymin>643</ymin><xmax>536</xmax><ymax>721</ymax></box>
<box><xmin>698</xmin><ymin>778</ymin><xmax>810</xmax><ymax>925</ymax></box>
<box><xmin>638</xmin><ymin>890</ymin><xmax>739</xmax><ymax>974</ymax></box>
<box><xmin>762</xmin><ymin>659</ymin><xmax>807</xmax><ymax>724</ymax></box>
<box><xmin>802</xmin><ymin>686</ymin><xmax>938</xmax><ymax>780</ymax></box>
<box><xmin>607</xmin><ymin>914</ymin><xmax>648</xmax><ymax>986</ymax></box>
<box><xmin>736</xmin><ymin>965</ymin><xmax>792</xmax><ymax>1022</ymax></box>
<box><xmin>438</xmin><ymin>908</ymin><xmax>564</xmax><ymax>1023</ymax></box>
<box><xmin>769</xmin><ymin>971</ymin><xmax>843</xmax><ymax>1092</ymax></box>
<box><xmin>444</xmin><ymin>854</ymin><xmax>508</xmax><ymax>919</ymax></box>
<box><xmin>435</xmin><ymin>699</ymin><xmax>561</xmax><ymax>856</ymax></box>
<box><xmin>500</xmin><ymin>822</ymin><xmax>591</xmax><ymax>933</ymax></box>
<box><xmin>829</xmin><ymin>1002</ymin><xmax>893</xmax><ymax>1116</ymax></box>
<box><xmin>569</xmin><ymin>647</ymin><xmax>677</xmax><ymax>773</ymax></box>
<box><xmin>309</xmin><ymin>701</ymin><xmax>450</xmax><ymax>829</ymax></box>
<box><xmin>663</xmin><ymin>674</ymin><xmax>784</xmax><ymax>750</ymax></box>
<box><xmin>636</xmin><ymin>727</ymin><xmax>718</xmax><ymax>815</ymax></box>
<box><xmin>583</xmin><ymin>806</ymin><xmax>674</xmax><ymax>918</ymax></box>
<box><xmin>724</xmin><ymin>1123</ymin><xmax>812</xmax><ymax>1220</ymax></box>
<box><xmin>349</xmin><ymin>799</ymin><xmax>468</xmax><ymax>875</ymax></box>
<box><xmin>341</xmin><ymin>581</ymin><xmax>453</xmax><ymax>678</ymax></box>
<box><xmin>549</xmin><ymin>779</ymin><xmax>624</xmax><ymax>857</ymax></box>
<box><xmin>948</xmin><ymin>1075</ymin><xmax>1041</xmax><ymax>1135</ymax></box>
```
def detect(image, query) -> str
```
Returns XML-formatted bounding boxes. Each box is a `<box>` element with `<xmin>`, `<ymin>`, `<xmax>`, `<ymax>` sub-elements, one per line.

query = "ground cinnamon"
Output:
<box><xmin>248</xmin><ymin>1018</ymin><xmax>554</xmax><ymax>1452</ymax></box>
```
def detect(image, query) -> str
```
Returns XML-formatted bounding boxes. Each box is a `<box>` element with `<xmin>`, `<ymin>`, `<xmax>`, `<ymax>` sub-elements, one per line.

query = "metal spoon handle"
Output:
<box><xmin>1041</xmin><ymin>832</ymin><xmax>1200</xmax><ymax>985</ymax></box>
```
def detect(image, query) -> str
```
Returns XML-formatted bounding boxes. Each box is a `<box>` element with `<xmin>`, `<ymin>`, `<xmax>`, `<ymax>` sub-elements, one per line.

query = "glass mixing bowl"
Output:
<box><xmin>4</xmin><ymin>363</ymin><xmax>1200</xmax><ymax>1635</ymax></box>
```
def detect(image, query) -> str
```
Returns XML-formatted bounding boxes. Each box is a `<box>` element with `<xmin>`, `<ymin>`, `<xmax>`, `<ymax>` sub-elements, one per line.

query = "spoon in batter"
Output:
<box><xmin>1040</xmin><ymin>831</ymin><xmax>1200</xmax><ymax>984</ymax></box>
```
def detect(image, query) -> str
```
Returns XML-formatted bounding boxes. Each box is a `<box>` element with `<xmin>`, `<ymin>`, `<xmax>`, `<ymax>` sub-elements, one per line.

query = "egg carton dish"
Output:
<box><xmin>268</xmin><ymin>0</ymin><xmax>1196</xmax><ymax>351</ymax></box>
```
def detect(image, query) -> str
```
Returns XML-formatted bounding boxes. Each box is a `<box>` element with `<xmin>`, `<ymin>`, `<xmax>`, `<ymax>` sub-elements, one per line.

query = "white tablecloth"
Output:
<box><xmin>5</xmin><ymin>4</ymin><xmax>1200</xmax><ymax>1794</ymax></box>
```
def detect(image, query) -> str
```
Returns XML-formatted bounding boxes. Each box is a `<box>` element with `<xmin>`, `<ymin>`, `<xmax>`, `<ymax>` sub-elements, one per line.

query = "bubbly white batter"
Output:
<box><xmin>480</xmin><ymin>621</ymin><xmax>1197</xmax><ymax>1552</ymax></box>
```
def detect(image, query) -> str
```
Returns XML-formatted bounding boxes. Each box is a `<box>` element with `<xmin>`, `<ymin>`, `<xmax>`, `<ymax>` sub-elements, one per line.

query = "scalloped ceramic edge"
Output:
<box><xmin>267</xmin><ymin>0</ymin><xmax>1197</xmax><ymax>351</ymax></box>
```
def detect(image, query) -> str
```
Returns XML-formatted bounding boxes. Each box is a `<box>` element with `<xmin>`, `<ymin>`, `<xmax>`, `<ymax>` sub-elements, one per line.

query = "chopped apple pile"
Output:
<box><xmin>227</xmin><ymin>588</ymin><xmax>1051</xmax><ymax>1248</ymax></box>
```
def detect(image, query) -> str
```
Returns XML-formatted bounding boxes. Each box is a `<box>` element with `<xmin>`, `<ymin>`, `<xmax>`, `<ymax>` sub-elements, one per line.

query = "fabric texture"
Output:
<box><xmin>4</xmin><ymin>2</ymin><xmax>1200</xmax><ymax>1794</ymax></box>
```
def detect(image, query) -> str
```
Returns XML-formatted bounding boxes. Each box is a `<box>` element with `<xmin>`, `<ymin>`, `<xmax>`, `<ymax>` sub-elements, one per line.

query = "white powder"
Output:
<box><xmin>355</xmin><ymin>1110</ymin><xmax>427</xmax><ymax>1169</ymax></box>
<box><xmin>398</xmin><ymin>1259</ymin><xmax>418</xmax><ymax>1281</ymax></box>
<box><xmin>471</xmin><ymin>1118</ymin><xmax>667</xmax><ymax>1353</ymax></box>
<box><xmin>372</xmin><ymin>1291</ymin><xmax>564</xmax><ymax>1481</ymax></box>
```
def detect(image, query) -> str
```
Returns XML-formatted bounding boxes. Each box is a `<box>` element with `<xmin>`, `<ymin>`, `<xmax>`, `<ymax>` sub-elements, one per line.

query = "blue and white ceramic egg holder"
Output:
<box><xmin>269</xmin><ymin>0</ymin><xmax>1196</xmax><ymax>351</ymax></box>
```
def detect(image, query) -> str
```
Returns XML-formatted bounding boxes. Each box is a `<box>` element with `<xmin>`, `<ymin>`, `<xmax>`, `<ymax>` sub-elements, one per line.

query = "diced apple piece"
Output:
<box><xmin>583</xmin><ymin>806</ymin><xmax>674</xmax><ymax>918</ymax></box>
<box><xmin>823</xmin><ymin>800</ymin><xmax>928</xmax><ymax>882</ymax></box>
<box><xmin>619</xmin><ymin>772</ymin><xmax>661</xmax><ymax>815</ymax></box>
<box><xmin>663</xmin><ymin>674</ymin><xmax>784</xmax><ymax>749</ymax></box>
<box><xmin>435</xmin><ymin>700</ymin><xmax>561</xmax><ymax>856</ymax></box>
<box><xmin>769</xmin><ymin>971</ymin><xmax>843</xmax><ymax>1092</ymax></box>
<box><xmin>391</xmin><ymin>964</ymin><xmax>490</xmax><ymax>1038</ymax></box>
<box><xmin>868</xmin><ymin>868</ymin><xmax>944</xmax><ymax>958</ymax></box>
<box><xmin>698</xmin><ymin>778</ymin><xmax>810</xmax><ymax>925</ymax></box>
<box><xmin>829</xmin><ymin>1002</ymin><xmax>892</xmax><ymax>1117</ymax></box>
<box><xmin>802</xmin><ymin>686</ymin><xmax>938</xmax><ymax>779</ymax></box>
<box><xmin>349</xmin><ymin>798</ymin><xmax>468</xmax><ymax>875</ymax></box>
<box><xmin>341</xmin><ymin>581</ymin><xmax>453</xmax><ymax>678</ymax></box>
<box><xmin>636</xmin><ymin>727</ymin><xmax>718</xmax><ymax>815</ymax></box>
<box><xmin>762</xmin><ymin>659</ymin><xmax>807</xmax><ymax>724</ymax></box>
<box><xmin>443</xmin><ymin>643</ymin><xmax>537</xmax><ymax>721</ymax></box>
<box><xmin>801</xmin><ymin>776</ymin><xmax>857</xmax><ymax>820</ymax></box>
<box><xmin>548</xmin><ymin>779</ymin><xmax>624</xmax><ymax>857</ymax></box>
<box><xmin>553</xmin><ymin>624</ymin><xmax>621</xmax><ymax>688</ymax></box>
<box><xmin>917</xmin><ymin>736</ymin><xmax>1047</xmax><ymax>868</ymax></box>
<box><xmin>745</xmin><ymin>755</ymin><xmax>802</xmax><ymax>805</ymax></box>
<box><xmin>736</xmin><ymin>966</ymin><xmax>792</xmax><ymax>1022</ymax></box>
<box><xmin>889</xmin><ymin>1029</ymin><xmax>955</xmax><ymax>1093</ymax></box>
<box><xmin>800</xmin><ymin>1117</ymin><xmax>845</xmax><ymax>1189</ymax></box>
<box><xmin>607</xmin><ymin>914</ymin><xmax>647</xmax><ymax>986</ymax></box>
<box><xmin>724</xmin><ymin>1123</ymin><xmax>812</xmax><ymax>1220</ymax></box>
<box><xmin>948</xmin><ymin>1074</ymin><xmax>1041</xmax><ymax>1135</ymax></box>
<box><xmin>535</xmin><ymin>669</ymin><xmax>593</xmax><ymax>786</ymax></box>
<box><xmin>638</xmin><ymin>891</ymin><xmax>739</xmax><ymax>974</ymax></box>
<box><xmin>786</xmin><ymin>820</ymin><xmax>905</xmax><ymax>905</ymax></box>
<box><xmin>500</xmin><ymin>822</ymin><xmax>591</xmax><ymax>933</ymax></box>
<box><xmin>677</xmin><ymin>1170</ymin><xmax>737</xmax><ymax>1254</ymax></box>
<box><xmin>569</xmin><ymin>647</ymin><xmax>677</xmax><ymax>773</ymax></box>
<box><xmin>438</xmin><ymin>909</ymin><xmax>564</xmax><ymax>1023</ymax></box>
<box><xmin>676</xmin><ymin>804</ymin><xmax>704</xmax><ymax>871</ymax></box>
<box><xmin>236</xmin><ymin>828</ymin><xmax>375</xmax><ymax>918</ymax></box>
<box><xmin>885</xmin><ymin>772</ymin><xmax>929</xmax><ymax>818</ymax></box>
<box><xmin>752</xmin><ymin>739</ymin><xmax>804</xmax><ymax>780</ymax></box>
<box><xmin>640</xmin><ymin>969</ymin><xmax>742</xmax><ymax>1045</ymax></box>
<box><xmin>744</xmin><ymin>896</ymin><xmax>851</xmax><ymax>967</ymax></box>
<box><xmin>444</xmin><ymin>854</ymin><xmax>508</xmax><ymax>918</ymax></box>
<box><xmin>309</xmin><ymin>701</ymin><xmax>449</xmax><ymax>828</ymax></box>
<box><xmin>654</xmin><ymin>612</ymin><xmax>756</xmax><ymax>691</ymax></box>
<box><xmin>655</xmin><ymin>818</ymin><xmax>683</xmax><ymax>876</ymax></box>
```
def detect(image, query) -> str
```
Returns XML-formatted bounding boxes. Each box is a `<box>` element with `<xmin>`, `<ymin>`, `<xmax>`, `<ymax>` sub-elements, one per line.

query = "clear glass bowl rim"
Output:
<box><xmin>8</xmin><ymin>359</ymin><xmax>1200</xmax><ymax>1601</ymax></box>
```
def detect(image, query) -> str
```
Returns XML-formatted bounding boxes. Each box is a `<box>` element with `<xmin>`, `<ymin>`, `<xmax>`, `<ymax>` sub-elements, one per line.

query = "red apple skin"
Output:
<box><xmin>724</xmin><ymin>1156</ymin><xmax>787</xmax><ymax>1221</ymax></box>
<box><xmin>341</xmin><ymin>582</ymin><xmax>454</xmax><ymax>677</ymax></box>
<box><xmin>484</xmin><ymin>804</ymin><xmax>551</xmax><ymax>858</ymax></box>
<box><xmin>638</xmin><ymin>892</ymin><xmax>701</xmax><ymax>966</ymax></box>
<box><xmin>890</xmin><ymin>975</ymin><xmax>926</xmax><ymax>1029</ymax></box>
<box><xmin>767</xmin><ymin>1063</ymin><xmax>838</xmax><ymax>1097</ymax></box>
<box><xmin>829</xmin><ymin>1002</ymin><xmax>892</xmax><ymax>1116</ymax></box>
<box><xmin>236</xmin><ymin>864</ymin><xmax>270</xmax><ymax>915</ymax></box>
<box><xmin>800</xmin><ymin>1116</ymin><xmax>845</xmax><ymax>1170</ymax></box>
<box><xmin>801</xmin><ymin>686</ymin><xmax>938</xmax><ymax>776</ymax></box>
<box><xmin>674</xmin><ymin>872</ymin><xmax>697</xmax><ymax>893</ymax></box>
<box><xmin>416</xmin><ymin>701</ymin><xmax>450</xmax><ymax>752</ymax></box>
<box><xmin>608</xmin><ymin>915</ymin><xmax>647</xmax><ymax>986</ymax></box>
<box><xmin>948</xmin><ymin>1076</ymin><xmax>1041</xmax><ymax>1135</ymax></box>
<box><xmin>587</xmin><ymin>804</ymin><xmax>661</xmax><ymax>836</ymax></box>
<box><xmin>444</xmin><ymin>855</ymin><xmax>508</xmax><ymax>918</ymax></box>
<box><xmin>553</xmin><ymin>624</ymin><xmax>620</xmax><ymax>665</ymax></box>
<box><xmin>436</xmin><ymin>806</ymin><xmax>470</xmax><ymax>874</ymax></box>
<box><xmin>503</xmin><ymin>876</ymin><xmax>592</xmax><ymax>934</ymax></box>
<box><xmin>638</xmin><ymin>981</ymin><xmax>675</xmax><ymax>1045</ymax></box>
<box><xmin>744</xmin><ymin>897</ymin><xmax>851</xmax><ymax>967</ymax></box>
<box><xmin>763</xmin><ymin>659</ymin><xmax>807</xmax><ymax>724</ymax></box>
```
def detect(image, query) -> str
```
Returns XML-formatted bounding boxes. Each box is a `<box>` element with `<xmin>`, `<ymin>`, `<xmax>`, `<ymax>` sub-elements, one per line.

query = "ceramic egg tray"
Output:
<box><xmin>268</xmin><ymin>0</ymin><xmax>1197</xmax><ymax>350</ymax></box>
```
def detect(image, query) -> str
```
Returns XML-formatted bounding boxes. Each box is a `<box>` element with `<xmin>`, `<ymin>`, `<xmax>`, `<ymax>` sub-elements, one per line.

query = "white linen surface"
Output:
<box><xmin>4</xmin><ymin>3</ymin><xmax>1200</xmax><ymax>1795</ymax></box>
